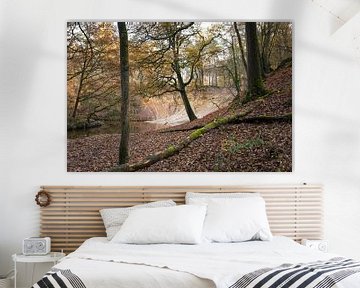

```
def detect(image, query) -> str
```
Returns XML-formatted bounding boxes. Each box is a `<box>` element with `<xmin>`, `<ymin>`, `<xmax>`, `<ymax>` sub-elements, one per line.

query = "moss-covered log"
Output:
<box><xmin>109</xmin><ymin>139</ymin><xmax>192</xmax><ymax>172</ymax></box>
<box><xmin>109</xmin><ymin>111</ymin><xmax>291</xmax><ymax>172</ymax></box>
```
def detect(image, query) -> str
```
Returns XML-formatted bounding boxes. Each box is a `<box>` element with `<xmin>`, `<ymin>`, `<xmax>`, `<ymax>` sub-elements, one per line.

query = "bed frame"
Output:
<box><xmin>39</xmin><ymin>184</ymin><xmax>323</xmax><ymax>253</ymax></box>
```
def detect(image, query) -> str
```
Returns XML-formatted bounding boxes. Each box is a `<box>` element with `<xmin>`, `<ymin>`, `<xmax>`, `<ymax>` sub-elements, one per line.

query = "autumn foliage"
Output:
<box><xmin>67</xmin><ymin>22</ymin><xmax>292</xmax><ymax>172</ymax></box>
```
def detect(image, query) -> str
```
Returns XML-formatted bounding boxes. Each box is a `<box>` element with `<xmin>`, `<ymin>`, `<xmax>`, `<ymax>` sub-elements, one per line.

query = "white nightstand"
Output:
<box><xmin>12</xmin><ymin>252</ymin><xmax>65</xmax><ymax>288</ymax></box>
<box><xmin>301</xmin><ymin>239</ymin><xmax>328</xmax><ymax>252</ymax></box>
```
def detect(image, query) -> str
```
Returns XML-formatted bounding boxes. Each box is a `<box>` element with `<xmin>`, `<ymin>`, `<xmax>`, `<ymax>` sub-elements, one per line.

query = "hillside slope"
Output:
<box><xmin>67</xmin><ymin>64</ymin><xmax>292</xmax><ymax>172</ymax></box>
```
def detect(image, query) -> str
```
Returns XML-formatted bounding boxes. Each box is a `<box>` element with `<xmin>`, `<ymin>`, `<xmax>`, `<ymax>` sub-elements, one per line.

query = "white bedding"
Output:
<box><xmin>53</xmin><ymin>237</ymin><xmax>360</xmax><ymax>288</ymax></box>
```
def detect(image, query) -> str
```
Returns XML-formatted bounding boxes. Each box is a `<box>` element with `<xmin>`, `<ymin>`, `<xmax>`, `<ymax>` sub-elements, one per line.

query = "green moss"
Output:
<box><xmin>189</xmin><ymin>127</ymin><xmax>207</xmax><ymax>140</ymax></box>
<box><xmin>165</xmin><ymin>144</ymin><xmax>177</xmax><ymax>154</ymax></box>
<box><xmin>203</xmin><ymin>121</ymin><xmax>218</xmax><ymax>130</ymax></box>
<box><xmin>223</xmin><ymin>136</ymin><xmax>265</xmax><ymax>154</ymax></box>
<box><xmin>214</xmin><ymin>116</ymin><xmax>230</xmax><ymax>125</ymax></box>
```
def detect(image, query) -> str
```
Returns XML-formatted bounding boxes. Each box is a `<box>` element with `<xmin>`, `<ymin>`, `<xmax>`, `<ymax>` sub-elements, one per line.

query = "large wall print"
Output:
<box><xmin>67</xmin><ymin>22</ymin><xmax>292</xmax><ymax>172</ymax></box>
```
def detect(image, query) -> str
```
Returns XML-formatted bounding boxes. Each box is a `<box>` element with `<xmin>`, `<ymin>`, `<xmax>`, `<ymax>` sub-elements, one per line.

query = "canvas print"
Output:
<box><xmin>67</xmin><ymin>22</ymin><xmax>292</xmax><ymax>172</ymax></box>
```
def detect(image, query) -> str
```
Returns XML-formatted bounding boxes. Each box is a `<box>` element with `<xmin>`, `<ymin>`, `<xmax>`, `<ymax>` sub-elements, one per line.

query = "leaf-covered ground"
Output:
<box><xmin>67</xmin><ymin>64</ymin><xmax>292</xmax><ymax>172</ymax></box>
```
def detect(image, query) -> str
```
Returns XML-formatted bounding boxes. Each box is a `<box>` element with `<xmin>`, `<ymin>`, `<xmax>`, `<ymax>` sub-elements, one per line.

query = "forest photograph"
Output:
<box><xmin>67</xmin><ymin>21</ymin><xmax>292</xmax><ymax>172</ymax></box>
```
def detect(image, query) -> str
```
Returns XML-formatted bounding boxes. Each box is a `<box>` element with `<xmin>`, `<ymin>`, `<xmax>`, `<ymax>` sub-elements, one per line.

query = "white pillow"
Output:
<box><xmin>111</xmin><ymin>205</ymin><xmax>207</xmax><ymax>244</ymax></box>
<box><xmin>100</xmin><ymin>200</ymin><xmax>176</xmax><ymax>240</ymax></box>
<box><xmin>186</xmin><ymin>192</ymin><xmax>259</xmax><ymax>204</ymax></box>
<box><xmin>202</xmin><ymin>197</ymin><xmax>272</xmax><ymax>243</ymax></box>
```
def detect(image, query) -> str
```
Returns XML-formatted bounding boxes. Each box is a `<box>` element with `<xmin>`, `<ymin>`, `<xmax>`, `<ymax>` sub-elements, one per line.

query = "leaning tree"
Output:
<box><xmin>132</xmin><ymin>22</ymin><xmax>217</xmax><ymax>121</ymax></box>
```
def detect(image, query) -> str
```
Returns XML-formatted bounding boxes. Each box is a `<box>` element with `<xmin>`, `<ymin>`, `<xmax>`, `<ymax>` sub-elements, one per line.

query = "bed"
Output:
<box><xmin>33</xmin><ymin>185</ymin><xmax>360</xmax><ymax>288</ymax></box>
<box><xmin>33</xmin><ymin>236</ymin><xmax>360</xmax><ymax>288</ymax></box>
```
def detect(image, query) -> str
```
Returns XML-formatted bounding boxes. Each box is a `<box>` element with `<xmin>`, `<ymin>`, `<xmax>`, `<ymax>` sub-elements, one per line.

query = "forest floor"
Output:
<box><xmin>67</xmin><ymin>63</ymin><xmax>292</xmax><ymax>172</ymax></box>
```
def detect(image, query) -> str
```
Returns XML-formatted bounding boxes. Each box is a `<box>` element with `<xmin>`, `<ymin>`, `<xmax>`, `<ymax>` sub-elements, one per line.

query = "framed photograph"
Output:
<box><xmin>67</xmin><ymin>21</ymin><xmax>292</xmax><ymax>172</ymax></box>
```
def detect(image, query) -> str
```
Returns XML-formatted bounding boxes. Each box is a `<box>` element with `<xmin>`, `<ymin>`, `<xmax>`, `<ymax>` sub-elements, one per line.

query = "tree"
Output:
<box><xmin>118</xmin><ymin>22</ymin><xmax>130</xmax><ymax>165</ymax></box>
<box><xmin>259</xmin><ymin>22</ymin><xmax>279</xmax><ymax>74</ymax></box>
<box><xmin>268</xmin><ymin>23</ymin><xmax>292</xmax><ymax>69</ymax></box>
<box><xmin>258</xmin><ymin>22</ymin><xmax>292</xmax><ymax>74</ymax></box>
<box><xmin>229</xmin><ymin>37</ymin><xmax>240</xmax><ymax>97</ymax></box>
<box><xmin>233</xmin><ymin>22</ymin><xmax>247</xmax><ymax>75</ymax></box>
<box><xmin>169</xmin><ymin>23</ymin><xmax>198</xmax><ymax>121</ymax></box>
<box><xmin>133</xmin><ymin>22</ymin><xmax>217</xmax><ymax>121</ymax></box>
<box><xmin>67</xmin><ymin>22</ymin><xmax>120</xmax><ymax>128</ymax></box>
<box><xmin>215</xmin><ymin>23</ymin><xmax>246</xmax><ymax>100</ymax></box>
<box><xmin>245</xmin><ymin>22</ymin><xmax>266</xmax><ymax>101</ymax></box>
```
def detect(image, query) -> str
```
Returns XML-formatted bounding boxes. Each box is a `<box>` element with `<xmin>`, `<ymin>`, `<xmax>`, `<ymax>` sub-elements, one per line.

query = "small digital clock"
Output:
<box><xmin>22</xmin><ymin>237</ymin><xmax>51</xmax><ymax>255</ymax></box>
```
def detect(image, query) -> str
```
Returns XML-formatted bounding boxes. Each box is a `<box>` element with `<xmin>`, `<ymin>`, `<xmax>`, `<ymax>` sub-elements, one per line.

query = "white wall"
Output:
<box><xmin>1</xmin><ymin>0</ymin><xmax>360</xmax><ymax>285</ymax></box>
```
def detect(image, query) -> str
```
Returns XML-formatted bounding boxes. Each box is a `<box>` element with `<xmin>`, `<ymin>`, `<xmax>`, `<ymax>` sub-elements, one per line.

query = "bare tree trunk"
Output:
<box><xmin>245</xmin><ymin>22</ymin><xmax>266</xmax><ymax>102</ymax></box>
<box><xmin>230</xmin><ymin>38</ymin><xmax>240</xmax><ymax>98</ymax></box>
<box><xmin>171</xmin><ymin>36</ymin><xmax>197</xmax><ymax>121</ymax></box>
<box><xmin>260</xmin><ymin>23</ymin><xmax>272</xmax><ymax>75</ymax></box>
<box><xmin>72</xmin><ymin>57</ymin><xmax>87</xmax><ymax>118</ymax></box>
<box><xmin>117</xmin><ymin>22</ymin><xmax>130</xmax><ymax>165</ymax></box>
<box><xmin>233</xmin><ymin>22</ymin><xmax>247</xmax><ymax>74</ymax></box>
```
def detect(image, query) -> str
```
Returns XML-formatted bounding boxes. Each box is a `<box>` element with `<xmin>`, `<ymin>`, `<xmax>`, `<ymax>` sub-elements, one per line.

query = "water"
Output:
<box><xmin>67</xmin><ymin>120</ymin><xmax>166</xmax><ymax>139</ymax></box>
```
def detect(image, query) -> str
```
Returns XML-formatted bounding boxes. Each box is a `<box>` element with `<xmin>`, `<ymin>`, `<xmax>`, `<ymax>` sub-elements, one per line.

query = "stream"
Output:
<box><xmin>67</xmin><ymin>121</ymin><xmax>167</xmax><ymax>139</ymax></box>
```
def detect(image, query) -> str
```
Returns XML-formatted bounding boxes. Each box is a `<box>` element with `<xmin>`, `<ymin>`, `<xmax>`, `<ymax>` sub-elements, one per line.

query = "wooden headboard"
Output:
<box><xmin>39</xmin><ymin>184</ymin><xmax>323</xmax><ymax>253</ymax></box>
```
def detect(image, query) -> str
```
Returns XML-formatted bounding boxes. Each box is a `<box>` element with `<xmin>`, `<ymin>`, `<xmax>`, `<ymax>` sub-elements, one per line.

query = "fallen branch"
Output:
<box><xmin>231</xmin><ymin>113</ymin><xmax>292</xmax><ymax>124</ymax></box>
<box><xmin>161</xmin><ymin>113</ymin><xmax>291</xmax><ymax>133</ymax></box>
<box><xmin>109</xmin><ymin>111</ymin><xmax>291</xmax><ymax>172</ymax></box>
<box><xmin>161</xmin><ymin>124</ymin><xmax>205</xmax><ymax>133</ymax></box>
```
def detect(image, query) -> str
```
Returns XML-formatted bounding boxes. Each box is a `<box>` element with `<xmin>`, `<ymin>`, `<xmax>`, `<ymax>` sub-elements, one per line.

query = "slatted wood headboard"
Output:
<box><xmin>39</xmin><ymin>184</ymin><xmax>323</xmax><ymax>253</ymax></box>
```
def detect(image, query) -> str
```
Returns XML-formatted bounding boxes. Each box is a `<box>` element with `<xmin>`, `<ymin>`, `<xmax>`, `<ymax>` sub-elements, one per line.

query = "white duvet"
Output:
<box><xmin>54</xmin><ymin>237</ymin><xmax>360</xmax><ymax>288</ymax></box>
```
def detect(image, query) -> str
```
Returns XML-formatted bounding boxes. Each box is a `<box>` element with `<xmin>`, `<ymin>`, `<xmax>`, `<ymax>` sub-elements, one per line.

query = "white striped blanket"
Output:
<box><xmin>32</xmin><ymin>257</ymin><xmax>360</xmax><ymax>288</ymax></box>
<box><xmin>229</xmin><ymin>258</ymin><xmax>360</xmax><ymax>288</ymax></box>
<box><xmin>32</xmin><ymin>268</ymin><xmax>86</xmax><ymax>288</ymax></box>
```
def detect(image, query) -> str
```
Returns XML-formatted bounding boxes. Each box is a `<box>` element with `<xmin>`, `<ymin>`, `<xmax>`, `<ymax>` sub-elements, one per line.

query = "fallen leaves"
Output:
<box><xmin>67</xmin><ymin>65</ymin><xmax>292</xmax><ymax>172</ymax></box>
<box><xmin>140</xmin><ymin>122</ymin><xmax>291</xmax><ymax>172</ymax></box>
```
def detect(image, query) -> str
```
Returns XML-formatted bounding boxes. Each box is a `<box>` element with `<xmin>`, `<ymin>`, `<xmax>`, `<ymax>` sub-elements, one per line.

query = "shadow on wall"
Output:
<box><xmin>133</xmin><ymin>0</ymin><xmax>217</xmax><ymax>18</ymax></box>
<box><xmin>0</xmin><ymin>0</ymin><xmax>59</xmax><ymax>281</ymax></box>
<box><xmin>0</xmin><ymin>2</ymin><xmax>52</xmax><ymax>130</ymax></box>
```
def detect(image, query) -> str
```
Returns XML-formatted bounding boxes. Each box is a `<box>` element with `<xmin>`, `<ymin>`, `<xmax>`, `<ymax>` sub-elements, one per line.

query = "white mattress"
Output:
<box><xmin>53</xmin><ymin>236</ymin><xmax>360</xmax><ymax>288</ymax></box>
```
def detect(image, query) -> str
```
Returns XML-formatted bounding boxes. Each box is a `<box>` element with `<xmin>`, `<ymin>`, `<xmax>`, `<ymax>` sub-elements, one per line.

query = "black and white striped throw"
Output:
<box><xmin>32</xmin><ymin>268</ymin><xmax>86</xmax><ymax>288</ymax></box>
<box><xmin>229</xmin><ymin>257</ymin><xmax>360</xmax><ymax>288</ymax></box>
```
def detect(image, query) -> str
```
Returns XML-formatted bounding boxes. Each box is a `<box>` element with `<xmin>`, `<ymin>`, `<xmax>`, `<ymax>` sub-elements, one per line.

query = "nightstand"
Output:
<box><xmin>301</xmin><ymin>239</ymin><xmax>328</xmax><ymax>252</ymax></box>
<box><xmin>12</xmin><ymin>252</ymin><xmax>65</xmax><ymax>288</ymax></box>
